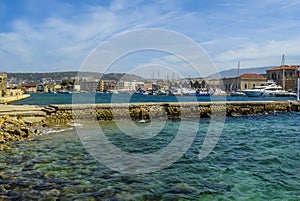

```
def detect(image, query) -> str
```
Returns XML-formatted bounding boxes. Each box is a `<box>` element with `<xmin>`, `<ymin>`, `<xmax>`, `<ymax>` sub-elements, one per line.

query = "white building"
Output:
<box><xmin>116</xmin><ymin>81</ymin><xmax>144</xmax><ymax>92</ymax></box>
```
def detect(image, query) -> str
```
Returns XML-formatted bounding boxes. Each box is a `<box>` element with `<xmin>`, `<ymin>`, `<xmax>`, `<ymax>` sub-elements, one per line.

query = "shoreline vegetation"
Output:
<box><xmin>1</xmin><ymin>101</ymin><xmax>300</xmax><ymax>150</ymax></box>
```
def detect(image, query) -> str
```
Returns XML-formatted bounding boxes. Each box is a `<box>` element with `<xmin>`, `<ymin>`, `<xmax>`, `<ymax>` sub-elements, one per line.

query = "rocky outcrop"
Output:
<box><xmin>0</xmin><ymin>116</ymin><xmax>42</xmax><ymax>150</ymax></box>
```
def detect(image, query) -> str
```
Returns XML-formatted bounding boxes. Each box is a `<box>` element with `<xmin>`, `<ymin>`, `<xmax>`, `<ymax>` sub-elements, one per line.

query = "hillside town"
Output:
<box><xmin>1</xmin><ymin>64</ymin><xmax>300</xmax><ymax>101</ymax></box>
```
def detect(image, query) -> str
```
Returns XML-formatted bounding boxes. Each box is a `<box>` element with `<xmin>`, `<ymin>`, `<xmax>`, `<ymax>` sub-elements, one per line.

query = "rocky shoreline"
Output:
<box><xmin>0</xmin><ymin>116</ymin><xmax>36</xmax><ymax>150</ymax></box>
<box><xmin>0</xmin><ymin>104</ymin><xmax>48</xmax><ymax>150</ymax></box>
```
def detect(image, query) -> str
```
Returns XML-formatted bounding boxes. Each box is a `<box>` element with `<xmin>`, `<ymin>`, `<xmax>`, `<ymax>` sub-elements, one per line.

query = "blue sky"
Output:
<box><xmin>1</xmin><ymin>0</ymin><xmax>300</xmax><ymax>76</ymax></box>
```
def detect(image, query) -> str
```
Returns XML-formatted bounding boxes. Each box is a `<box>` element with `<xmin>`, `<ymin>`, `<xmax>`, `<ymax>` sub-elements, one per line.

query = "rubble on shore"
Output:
<box><xmin>0</xmin><ymin>115</ymin><xmax>43</xmax><ymax>151</ymax></box>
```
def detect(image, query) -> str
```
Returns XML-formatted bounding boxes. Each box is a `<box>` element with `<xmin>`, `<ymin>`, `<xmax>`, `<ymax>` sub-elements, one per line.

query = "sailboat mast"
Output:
<box><xmin>281</xmin><ymin>54</ymin><xmax>285</xmax><ymax>90</ymax></box>
<box><xmin>237</xmin><ymin>60</ymin><xmax>240</xmax><ymax>90</ymax></box>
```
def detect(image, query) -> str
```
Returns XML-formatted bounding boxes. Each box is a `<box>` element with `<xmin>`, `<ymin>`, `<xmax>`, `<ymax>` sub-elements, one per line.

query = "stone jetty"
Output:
<box><xmin>0</xmin><ymin>101</ymin><xmax>299</xmax><ymax>125</ymax></box>
<box><xmin>44</xmin><ymin>101</ymin><xmax>300</xmax><ymax>123</ymax></box>
<box><xmin>1</xmin><ymin>101</ymin><xmax>300</xmax><ymax>150</ymax></box>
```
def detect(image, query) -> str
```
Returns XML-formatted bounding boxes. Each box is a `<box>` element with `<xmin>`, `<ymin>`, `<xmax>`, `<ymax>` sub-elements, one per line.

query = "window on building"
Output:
<box><xmin>245</xmin><ymin>84</ymin><xmax>247</xmax><ymax>89</ymax></box>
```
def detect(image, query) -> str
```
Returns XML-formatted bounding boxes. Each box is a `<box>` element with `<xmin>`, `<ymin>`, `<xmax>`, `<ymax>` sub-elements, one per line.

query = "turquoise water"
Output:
<box><xmin>12</xmin><ymin>93</ymin><xmax>297</xmax><ymax>105</ymax></box>
<box><xmin>1</xmin><ymin>113</ymin><xmax>300</xmax><ymax>200</ymax></box>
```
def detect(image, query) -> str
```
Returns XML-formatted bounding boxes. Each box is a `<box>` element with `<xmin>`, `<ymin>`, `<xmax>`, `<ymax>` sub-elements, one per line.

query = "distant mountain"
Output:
<box><xmin>6</xmin><ymin>71</ymin><xmax>144</xmax><ymax>85</ymax></box>
<box><xmin>208</xmin><ymin>66</ymin><xmax>274</xmax><ymax>78</ymax></box>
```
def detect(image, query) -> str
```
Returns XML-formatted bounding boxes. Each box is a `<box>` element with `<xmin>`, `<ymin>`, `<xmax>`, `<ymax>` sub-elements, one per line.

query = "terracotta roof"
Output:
<box><xmin>238</xmin><ymin>73</ymin><xmax>266</xmax><ymax>79</ymax></box>
<box><xmin>21</xmin><ymin>83</ymin><xmax>37</xmax><ymax>87</ymax></box>
<box><xmin>267</xmin><ymin>65</ymin><xmax>298</xmax><ymax>71</ymax></box>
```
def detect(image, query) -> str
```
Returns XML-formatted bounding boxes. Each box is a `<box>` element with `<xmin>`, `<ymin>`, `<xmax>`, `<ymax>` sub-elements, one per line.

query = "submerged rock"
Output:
<box><xmin>23</xmin><ymin>190</ymin><xmax>44</xmax><ymax>200</ymax></box>
<box><xmin>43</xmin><ymin>188</ymin><xmax>61</xmax><ymax>197</ymax></box>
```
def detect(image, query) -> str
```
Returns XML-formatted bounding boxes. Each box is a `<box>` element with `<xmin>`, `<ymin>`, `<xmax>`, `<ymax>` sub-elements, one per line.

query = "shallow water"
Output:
<box><xmin>1</xmin><ymin>112</ymin><xmax>300</xmax><ymax>200</ymax></box>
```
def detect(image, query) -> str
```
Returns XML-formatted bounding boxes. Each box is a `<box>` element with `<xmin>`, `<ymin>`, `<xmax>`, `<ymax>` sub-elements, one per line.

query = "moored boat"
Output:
<box><xmin>243</xmin><ymin>80</ymin><xmax>284</xmax><ymax>97</ymax></box>
<box><xmin>230</xmin><ymin>61</ymin><xmax>246</xmax><ymax>96</ymax></box>
<box><xmin>195</xmin><ymin>88</ymin><xmax>214</xmax><ymax>96</ymax></box>
<box><xmin>274</xmin><ymin>91</ymin><xmax>297</xmax><ymax>97</ymax></box>
<box><xmin>230</xmin><ymin>90</ymin><xmax>246</xmax><ymax>96</ymax></box>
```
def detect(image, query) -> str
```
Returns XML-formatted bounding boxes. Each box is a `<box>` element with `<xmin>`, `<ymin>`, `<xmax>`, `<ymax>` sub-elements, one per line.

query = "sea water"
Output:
<box><xmin>1</xmin><ymin>112</ymin><xmax>299</xmax><ymax>200</ymax></box>
<box><xmin>12</xmin><ymin>93</ymin><xmax>297</xmax><ymax>105</ymax></box>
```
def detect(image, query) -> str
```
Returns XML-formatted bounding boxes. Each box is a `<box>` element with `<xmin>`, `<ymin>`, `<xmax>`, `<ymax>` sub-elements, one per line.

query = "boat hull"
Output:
<box><xmin>274</xmin><ymin>92</ymin><xmax>297</xmax><ymax>97</ymax></box>
<box><xmin>242</xmin><ymin>90</ymin><xmax>264</xmax><ymax>97</ymax></box>
<box><xmin>230</xmin><ymin>91</ymin><xmax>246</xmax><ymax>96</ymax></box>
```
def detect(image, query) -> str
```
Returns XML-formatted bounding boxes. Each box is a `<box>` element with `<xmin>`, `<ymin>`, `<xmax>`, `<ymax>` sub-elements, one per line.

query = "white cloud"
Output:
<box><xmin>0</xmin><ymin>0</ymin><xmax>300</xmax><ymax>73</ymax></box>
<box><xmin>215</xmin><ymin>39</ymin><xmax>300</xmax><ymax>69</ymax></box>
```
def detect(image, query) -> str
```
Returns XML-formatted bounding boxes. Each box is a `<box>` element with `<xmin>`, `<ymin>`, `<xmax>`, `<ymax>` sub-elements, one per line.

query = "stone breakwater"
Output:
<box><xmin>1</xmin><ymin>101</ymin><xmax>300</xmax><ymax>150</ymax></box>
<box><xmin>44</xmin><ymin>101</ymin><xmax>300</xmax><ymax>124</ymax></box>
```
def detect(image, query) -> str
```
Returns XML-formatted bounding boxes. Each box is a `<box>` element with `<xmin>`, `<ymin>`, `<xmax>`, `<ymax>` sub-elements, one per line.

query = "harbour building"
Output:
<box><xmin>222</xmin><ymin>73</ymin><xmax>266</xmax><ymax>92</ymax></box>
<box><xmin>266</xmin><ymin>65</ymin><xmax>299</xmax><ymax>91</ymax></box>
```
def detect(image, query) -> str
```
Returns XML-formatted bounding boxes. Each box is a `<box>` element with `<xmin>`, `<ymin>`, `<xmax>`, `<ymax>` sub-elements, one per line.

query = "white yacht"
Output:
<box><xmin>169</xmin><ymin>87</ymin><xmax>214</xmax><ymax>96</ymax></box>
<box><xmin>230</xmin><ymin>90</ymin><xmax>246</xmax><ymax>96</ymax></box>
<box><xmin>243</xmin><ymin>81</ymin><xmax>284</xmax><ymax>97</ymax></box>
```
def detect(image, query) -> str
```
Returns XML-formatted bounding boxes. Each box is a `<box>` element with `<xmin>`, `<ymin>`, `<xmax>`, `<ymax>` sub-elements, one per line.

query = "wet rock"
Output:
<box><xmin>120</xmin><ymin>176</ymin><xmax>135</xmax><ymax>184</ymax></box>
<box><xmin>43</xmin><ymin>188</ymin><xmax>61</xmax><ymax>197</ymax></box>
<box><xmin>0</xmin><ymin>195</ymin><xmax>9</xmax><ymax>200</ymax></box>
<box><xmin>93</xmin><ymin>187</ymin><xmax>119</xmax><ymax>198</ymax></box>
<box><xmin>162</xmin><ymin>183</ymin><xmax>196</xmax><ymax>195</ymax></box>
<box><xmin>0</xmin><ymin>172</ymin><xmax>9</xmax><ymax>180</ymax></box>
<box><xmin>0</xmin><ymin>185</ymin><xmax>8</xmax><ymax>195</ymax></box>
<box><xmin>23</xmin><ymin>190</ymin><xmax>44</xmax><ymax>200</ymax></box>
<box><xmin>6</xmin><ymin>190</ymin><xmax>22</xmax><ymax>200</ymax></box>
<box><xmin>0</xmin><ymin>144</ymin><xmax>11</xmax><ymax>151</ymax></box>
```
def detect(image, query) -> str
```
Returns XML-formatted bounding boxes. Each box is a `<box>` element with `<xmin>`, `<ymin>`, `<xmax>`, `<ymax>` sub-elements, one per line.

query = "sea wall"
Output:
<box><xmin>44</xmin><ymin>101</ymin><xmax>300</xmax><ymax>124</ymax></box>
